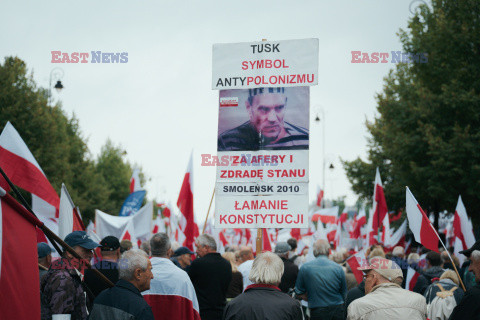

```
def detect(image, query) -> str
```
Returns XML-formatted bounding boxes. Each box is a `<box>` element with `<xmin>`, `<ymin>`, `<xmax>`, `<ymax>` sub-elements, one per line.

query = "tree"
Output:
<box><xmin>343</xmin><ymin>0</ymin><xmax>480</xmax><ymax>226</ymax></box>
<box><xmin>95</xmin><ymin>139</ymin><xmax>133</xmax><ymax>214</ymax></box>
<box><xmin>0</xmin><ymin>56</ymin><xmax>146</xmax><ymax>224</ymax></box>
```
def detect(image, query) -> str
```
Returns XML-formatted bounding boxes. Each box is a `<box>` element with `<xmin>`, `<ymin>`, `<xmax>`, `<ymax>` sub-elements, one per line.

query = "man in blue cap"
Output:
<box><xmin>38</xmin><ymin>242</ymin><xmax>53</xmax><ymax>284</ymax></box>
<box><xmin>172</xmin><ymin>246</ymin><xmax>195</xmax><ymax>272</ymax></box>
<box><xmin>41</xmin><ymin>231</ymin><xmax>100</xmax><ymax>320</ymax></box>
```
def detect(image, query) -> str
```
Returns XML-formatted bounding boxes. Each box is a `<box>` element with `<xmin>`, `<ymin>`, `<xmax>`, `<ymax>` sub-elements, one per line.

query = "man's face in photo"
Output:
<box><xmin>246</xmin><ymin>93</ymin><xmax>287</xmax><ymax>140</ymax></box>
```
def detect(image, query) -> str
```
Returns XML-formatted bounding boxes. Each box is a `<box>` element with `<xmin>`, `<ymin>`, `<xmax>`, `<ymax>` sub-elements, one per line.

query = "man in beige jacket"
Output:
<box><xmin>347</xmin><ymin>258</ymin><xmax>427</xmax><ymax>320</ymax></box>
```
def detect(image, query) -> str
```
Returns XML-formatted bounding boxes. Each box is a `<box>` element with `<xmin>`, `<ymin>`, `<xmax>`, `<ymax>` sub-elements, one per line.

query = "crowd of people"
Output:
<box><xmin>38</xmin><ymin>231</ymin><xmax>480</xmax><ymax>320</ymax></box>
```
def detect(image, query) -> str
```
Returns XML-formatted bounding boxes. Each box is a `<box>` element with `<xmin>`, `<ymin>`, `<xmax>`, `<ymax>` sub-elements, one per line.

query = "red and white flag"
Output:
<box><xmin>58</xmin><ymin>184</ymin><xmax>84</xmax><ymax>240</ymax></box>
<box><xmin>386</xmin><ymin>219</ymin><xmax>407</xmax><ymax>249</ymax></box>
<box><xmin>143</xmin><ymin>258</ymin><xmax>201</xmax><ymax>320</ymax></box>
<box><xmin>453</xmin><ymin>195</ymin><xmax>476</xmax><ymax>250</ymax></box>
<box><xmin>95</xmin><ymin>202</ymin><xmax>153</xmax><ymax>242</ymax></box>
<box><xmin>405</xmin><ymin>187</ymin><xmax>439</xmax><ymax>252</ymax></box>
<box><xmin>177</xmin><ymin>153</ymin><xmax>195</xmax><ymax>250</ymax></box>
<box><xmin>351</xmin><ymin>208</ymin><xmax>367</xmax><ymax>239</ymax></box>
<box><xmin>0</xmin><ymin>122</ymin><xmax>59</xmax><ymax>218</ymax></box>
<box><xmin>346</xmin><ymin>250</ymin><xmax>368</xmax><ymax>284</ymax></box>
<box><xmin>405</xmin><ymin>266</ymin><xmax>421</xmax><ymax>291</ymax></box>
<box><xmin>0</xmin><ymin>187</ymin><xmax>41</xmax><ymax>319</ymax></box>
<box><xmin>316</xmin><ymin>186</ymin><xmax>324</xmax><ymax>207</ymax></box>
<box><xmin>130</xmin><ymin>168</ymin><xmax>142</xmax><ymax>193</ymax></box>
<box><xmin>372</xmin><ymin>168</ymin><xmax>388</xmax><ymax>236</ymax></box>
<box><xmin>311</xmin><ymin>206</ymin><xmax>339</xmax><ymax>224</ymax></box>
<box><xmin>262</xmin><ymin>228</ymin><xmax>273</xmax><ymax>252</ymax></box>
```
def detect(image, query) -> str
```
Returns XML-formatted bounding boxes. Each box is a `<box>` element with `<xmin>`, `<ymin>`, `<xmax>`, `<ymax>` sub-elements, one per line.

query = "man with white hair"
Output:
<box><xmin>449</xmin><ymin>245</ymin><xmax>480</xmax><ymax>320</ymax></box>
<box><xmin>189</xmin><ymin>234</ymin><xmax>232</xmax><ymax>320</ymax></box>
<box><xmin>142</xmin><ymin>233</ymin><xmax>200</xmax><ymax>320</ymax></box>
<box><xmin>223</xmin><ymin>252</ymin><xmax>303</xmax><ymax>319</ymax></box>
<box><xmin>294</xmin><ymin>239</ymin><xmax>347</xmax><ymax>320</ymax></box>
<box><xmin>89</xmin><ymin>249</ymin><xmax>154</xmax><ymax>320</ymax></box>
<box><xmin>347</xmin><ymin>257</ymin><xmax>427</xmax><ymax>320</ymax></box>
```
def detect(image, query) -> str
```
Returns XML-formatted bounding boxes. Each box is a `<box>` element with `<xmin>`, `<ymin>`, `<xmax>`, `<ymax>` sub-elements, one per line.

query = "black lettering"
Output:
<box><xmin>216</xmin><ymin>78</ymin><xmax>224</xmax><ymax>87</ymax></box>
<box><xmin>250</xmin><ymin>44</ymin><xmax>257</xmax><ymax>53</ymax></box>
<box><xmin>273</xmin><ymin>43</ymin><xmax>280</xmax><ymax>52</ymax></box>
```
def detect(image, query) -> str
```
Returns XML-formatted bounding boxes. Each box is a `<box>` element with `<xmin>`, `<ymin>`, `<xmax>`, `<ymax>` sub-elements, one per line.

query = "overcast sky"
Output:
<box><xmin>1</xmin><ymin>0</ymin><xmax>417</xmax><ymax>223</ymax></box>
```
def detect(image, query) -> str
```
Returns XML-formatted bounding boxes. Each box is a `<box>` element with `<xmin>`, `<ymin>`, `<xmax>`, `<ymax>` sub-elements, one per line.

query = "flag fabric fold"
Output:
<box><xmin>0</xmin><ymin>189</ymin><xmax>41</xmax><ymax>320</ymax></box>
<box><xmin>405</xmin><ymin>187</ymin><xmax>439</xmax><ymax>252</ymax></box>
<box><xmin>177</xmin><ymin>153</ymin><xmax>195</xmax><ymax>250</ymax></box>
<box><xmin>0</xmin><ymin>122</ymin><xmax>59</xmax><ymax>218</ymax></box>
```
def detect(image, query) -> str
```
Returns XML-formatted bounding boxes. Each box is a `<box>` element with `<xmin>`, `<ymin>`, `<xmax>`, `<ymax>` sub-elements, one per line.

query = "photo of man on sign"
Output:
<box><xmin>217</xmin><ymin>86</ymin><xmax>309</xmax><ymax>151</ymax></box>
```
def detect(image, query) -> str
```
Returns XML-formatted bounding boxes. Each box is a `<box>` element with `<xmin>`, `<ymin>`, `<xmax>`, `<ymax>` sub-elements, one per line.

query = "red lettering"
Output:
<box><xmin>220</xmin><ymin>215</ymin><xmax>227</xmax><ymax>224</ymax></box>
<box><xmin>220</xmin><ymin>170</ymin><xmax>226</xmax><ymax>178</ymax></box>
<box><xmin>241</xmin><ymin>61</ymin><xmax>248</xmax><ymax>70</ymax></box>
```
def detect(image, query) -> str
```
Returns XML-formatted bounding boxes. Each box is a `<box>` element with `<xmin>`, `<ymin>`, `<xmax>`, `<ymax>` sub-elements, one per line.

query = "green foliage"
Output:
<box><xmin>343</xmin><ymin>0</ymin><xmax>480</xmax><ymax>225</ymax></box>
<box><xmin>0</xmin><ymin>56</ymin><xmax>146</xmax><ymax>224</ymax></box>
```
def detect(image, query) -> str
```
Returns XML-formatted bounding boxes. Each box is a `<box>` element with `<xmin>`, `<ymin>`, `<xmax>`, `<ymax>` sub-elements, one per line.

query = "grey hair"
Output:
<box><xmin>119</xmin><ymin>249</ymin><xmax>149</xmax><ymax>280</ymax></box>
<box><xmin>249</xmin><ymin>252</ymin><xmax>284</xmax><ymax>285</ymax></box>
<box><xmin>196</xmin><ymin>234</ymin><xmax>217</xmax><ymax>251</ymax></box>
<box><xmin>392</xmin><ymin>246</ymin><xmax>405</xmax><ymax>257</ymax></box>
<box><xmin>150</xmin><ymin>233</ymin><xmax>171</xmax><ymax>257</ymax></box>
<box><xmin>313</xmin><ymin>240</ymin><xmax>330</xmax><ymax>257</ymax></box>
<box><xmin>471</xmin><ymin>250</ymin><xmax>480</xmax><ymax>262</ymax></box>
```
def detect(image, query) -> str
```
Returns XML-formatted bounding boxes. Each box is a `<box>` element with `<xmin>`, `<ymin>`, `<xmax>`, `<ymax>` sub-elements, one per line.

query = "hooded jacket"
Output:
<box><xmin>413</xmin><ymin>266</ymin><xmax>444</xmax><ymax>295</ymax></box>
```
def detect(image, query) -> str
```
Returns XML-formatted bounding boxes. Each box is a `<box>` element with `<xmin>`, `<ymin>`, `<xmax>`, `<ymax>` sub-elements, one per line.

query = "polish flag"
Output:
<box><xmin>316</xmin><ymin>186</ymin><xmax>324</xmax><ymax>207</ymax></box>
<box><xmin>381</xmin><ymin>211</ymin><xmax>391</xmax><ymax>245</ymax></box>
<box><xmin>405</xmin><ymin>187</ymin><xmax>439</xmax><ymax>252</ymax></box>
<box><xmin>58</xmin><ymin>184</ymin><xmax>85</xmax><ymax>240</ymax></box>
<box><xmin>453</xmin><ymin>195</ymin><xmax>476</xmax><ymax>250</ymax></box>
<box><xmin>120</xmin><ymin>218</ymin><xmax>136</xmax><ymax>243</ymax></box>
<box><xmin>0</xmin><ymin>122</ymin><xmax>59</xmax><ymax>218</ymax></box>
<box><xmin>262</xmin><ymin>228</ymin><xmax>272</xmax><ymax>252</ymax></box>
<box><xmin>372</xmin><ymin>168</ymin><xmax>388</xmax><ymax>236</ymax></box>
<box><xmin>130</xmin><ymin>168</ymin><xmax>142</xmax><ymax>193</ymax></box>
<box><xmin>0</xmin><ymin>187</ymin><xmax>42</xmax><ymax>319</ymax></box>
<box><xmin>386</xmin><ymin>219</ymin><xmax>407</xmax><ymax>249</ymax></box>
<box><xmin>177</xmin><ymin>154</ymin><xmax>195</xmax><ymax>250</ymax></box>
<box><xmin>346</xmin><ymin>250</ymin><xmax>368</xmax><ymax>284</ymax></box>
<box><xmin>311</xmin><ymin>206</ymin><xmax>339</xmax><ymax>224</ymax></box>
<box><xmin>351</xmin><ymin>208</ymin><xmax>367</xmax><ymax>239</ymax></box>
<box><xmin>405</xmin><ymin>267</ymin><xmax>421</xmax><ymax>291</ymax></box>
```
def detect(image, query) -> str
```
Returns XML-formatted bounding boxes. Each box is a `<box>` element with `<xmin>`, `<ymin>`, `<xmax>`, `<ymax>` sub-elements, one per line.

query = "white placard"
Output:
<box><xmin>212</xmin><ymin>38</ymin><xmax>319</xmax><ymax>89</ymax></box>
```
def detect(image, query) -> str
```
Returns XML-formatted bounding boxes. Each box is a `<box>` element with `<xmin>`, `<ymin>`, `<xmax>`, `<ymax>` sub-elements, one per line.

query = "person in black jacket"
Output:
<box><xmin>189</xmin><ymin>234</ymin><xmax>232</xmax><ymax>320</ymax></box>
<box><xmin>274</xmin><ymin>242</ymin><xmax>299</xmax><ymax>293</ymax></box>
<box><xmin>223</xmin><ymin>251</ymin><xmax>303</xmax><ymax>320</ymax></box>
<box><xmin>413</xmin><ymin>251</ymin><xmax>444</xmax><ymax>295</ymax></box>
<box><xmin>449</xmin><ymin>247</ymin><xmax>480</xmax><ymax>320</ymax></box>
<box><xmin>344</xmin><ymin>279</ymin><xmax>365</xmax><ymax>316</ymax></box>
<box><xmin>84</xmin><ymin>236</ymin><xmax>121</xmax><ymax>298</ymax></box>
<box><xmin>89</xmin><ymin>249</ymin><xmax>154</xmax><ymax>320</ymax></box>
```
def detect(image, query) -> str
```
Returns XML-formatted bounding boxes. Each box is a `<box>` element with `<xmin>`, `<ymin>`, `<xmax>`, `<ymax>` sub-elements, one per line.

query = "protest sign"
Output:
<box><xmin>212</xmin><ymin>38</ymin><xmax>319</xmax><ymax>89</ymax></box>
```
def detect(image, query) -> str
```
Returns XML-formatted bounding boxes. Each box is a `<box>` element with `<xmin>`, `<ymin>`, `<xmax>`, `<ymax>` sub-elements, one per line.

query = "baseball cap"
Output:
<box><xmin>174</xmin><ymin>247</ymin><xmax>194</xmax><ymax>257</ymax></box>
<box><xmin>358</xmin><ymin>257</ymin><xmax>403</xmax><ymax>282</ymax></box>
<box><xmin>37</xmin><ymin>243</ymin><xmax>52</xmax><ymax>258</ymax></box>
<box><xmin>100</xmin><ymin>236</ymin><xmax>120</xmax><ymax>251</ymax></box>
<box><xmin>64</xmin><ymin>231</ymin><xmax>100</xmax><ymax>250</ymax></box>
<box><xmin>459</xmin><ymin>240</ymin><xmax>480</xmax><ymax>258</ymax></box>
<box><xmin>274</xmin><ymin>242</ymin><xmax>292</xmax><ymax>254</ymax></box>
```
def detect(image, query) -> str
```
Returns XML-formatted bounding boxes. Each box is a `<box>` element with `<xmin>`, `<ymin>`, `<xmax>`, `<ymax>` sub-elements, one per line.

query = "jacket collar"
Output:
<box><xmin>150</xmin><ymin>257</ymin><xmax>174</xmax><ymax>265</ymax></box>
<box><xmin>116</xmin><ymin>279</ymin><xmax>143</xmax><ymax>297</ymax></box>
<box><xmin>371</xmin><ymin>282</ymin><xmax>401</xmax><ymax>293</ymax></box>
<box><xmin>245</xmin><ymin>283</ymin><xmax>281</xmax><ymax>292</ymax></box>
